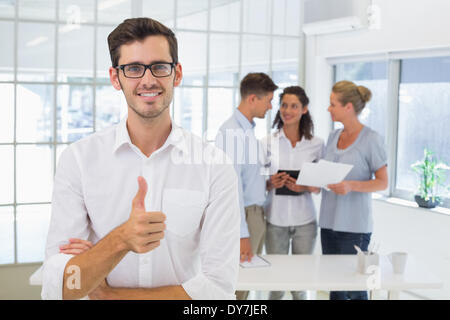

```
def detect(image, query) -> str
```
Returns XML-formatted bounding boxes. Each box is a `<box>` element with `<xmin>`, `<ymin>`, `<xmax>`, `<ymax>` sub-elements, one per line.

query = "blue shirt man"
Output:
<box><xmin>215</xmin><ymin>74</ymin><xmax>277</xmax><ymax>300</ymax></box>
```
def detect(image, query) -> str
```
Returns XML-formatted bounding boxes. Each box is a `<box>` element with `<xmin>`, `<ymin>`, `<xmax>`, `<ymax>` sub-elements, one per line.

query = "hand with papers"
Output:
<box><xmin>327</xmin><ymin>180</ymin><xmax>354</xmax><ymax>195</ymax></box>
<box><xmin>296</xmin><ymin>160</ymin><xmax>353</xmax><ymax>193</ymax></box>
<box><xmin>239</xmin><ymin>255</ymin><xmax>271</xmax><ymax>268</ymax></box>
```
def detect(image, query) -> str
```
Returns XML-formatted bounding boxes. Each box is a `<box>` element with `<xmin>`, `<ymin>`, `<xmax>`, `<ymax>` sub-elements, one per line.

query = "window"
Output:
<box><xmin>334</xmin><ymin>61</ymin><xmax>388</xmax><ymax>140</ymax></box>
<box><xmin>396</xmin><ymin>57</ymin><xmax>450</xmax><ymax>204</ymax></box>
<box><xmin>0</xmin><ymin>0</ymin><xmax>304</xmax><ymax>265</ymax></box>
<box><xmin>332</xmin><ymin>56</ymin><xmax>450</xmax><ymax>208</ymax></box>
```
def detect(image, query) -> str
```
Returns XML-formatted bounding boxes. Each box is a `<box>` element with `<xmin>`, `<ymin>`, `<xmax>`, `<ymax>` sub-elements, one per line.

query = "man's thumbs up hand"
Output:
<box><xmin>118</xmin><ymin>176</ymin><xmax>166</xmax><ymax>254</ymax></box>
<box><xmin>132</xmin><ymin>176</ymin><xmax>148</xmax><ymax>210</ymax></box>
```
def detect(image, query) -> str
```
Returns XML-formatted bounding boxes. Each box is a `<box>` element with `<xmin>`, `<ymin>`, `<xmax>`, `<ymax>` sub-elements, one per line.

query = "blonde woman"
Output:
<box><xmin>320</xmin><ymin>80</ymin><xmax>388</xmax><ymax>300</ymax></box>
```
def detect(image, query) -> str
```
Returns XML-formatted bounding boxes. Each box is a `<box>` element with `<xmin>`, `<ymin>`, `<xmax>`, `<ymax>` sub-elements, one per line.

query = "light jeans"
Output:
<box><xmin>265</xmin><ymin>220</ymin><xmax>318</xmax><ymax>300</ymax></box>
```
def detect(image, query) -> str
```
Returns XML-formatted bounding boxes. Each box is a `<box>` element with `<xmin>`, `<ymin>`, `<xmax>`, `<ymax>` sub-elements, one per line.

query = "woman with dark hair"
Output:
<box><xmin>261</xmin><ymin>86</ymin><xmax>324</xmax><ymax>300</ymax></box>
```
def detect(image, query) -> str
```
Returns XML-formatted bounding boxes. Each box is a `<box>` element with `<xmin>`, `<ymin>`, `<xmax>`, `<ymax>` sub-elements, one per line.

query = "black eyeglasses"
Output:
<box><xmin>115</xmin><ymin>62</ymin><xmax>176</xmax><ymax>78</ymax></box>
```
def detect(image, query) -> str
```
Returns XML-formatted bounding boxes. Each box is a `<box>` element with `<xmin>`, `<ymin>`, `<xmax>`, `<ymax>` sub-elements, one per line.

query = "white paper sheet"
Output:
<box><xmin>239</xmin><ymin>255</ymin><xmax>271</xmax><ymax>268</ymax></box>
<box><xmin>296</xmin><ymin>160</ymin><xmax>353</xmax><ymax>188</ymax></box>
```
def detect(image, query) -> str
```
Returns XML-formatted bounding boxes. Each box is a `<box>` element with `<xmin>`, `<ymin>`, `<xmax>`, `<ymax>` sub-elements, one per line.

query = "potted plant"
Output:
<box><xmin>411</xmin><ymin>148</ymin><xmax>449</xmax><ymax>208</ymax></box>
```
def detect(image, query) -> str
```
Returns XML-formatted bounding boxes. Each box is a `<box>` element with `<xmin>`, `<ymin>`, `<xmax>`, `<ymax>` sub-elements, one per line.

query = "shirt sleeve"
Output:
<box><xmin>182</xmin><ymin>154</ymin><xmax>240</xmax><ymax>300</ymax></box>
<box><xmin>41</xmin><ymin>146</ymin><xmax>91</xmax><ymax>300</ymax></box>
<box><xmin>215</xmin><ymin>129</ymin><xmax>249</xmax><ymax>238</ymax></box>
<box><xmin>368</xmin><ymin>131</ymin><xmax>388</xmax><ymax>173</ymax></box>
<box><xmin>317</xmin><ymin>137</ymin><xmax>326</xmax><ymax>160</ymax></box>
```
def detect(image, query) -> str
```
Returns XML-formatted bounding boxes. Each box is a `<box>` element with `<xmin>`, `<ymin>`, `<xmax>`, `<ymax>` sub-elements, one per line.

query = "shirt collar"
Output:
<box><xmin>278</xmin><ymin>128</ymin><xmax>287</xmax><ymax>140</ymax></box>
<box><xmin>234</xmin><ymin>109</ymin><xmax>255</xmax><ymax>130</ymax></box>
<box><xmin>113</xmin><ymin>117</ymin><xmax>132</xmax><ymax>153</ymax></box>
<box><xmin>276</xmin><ymin>128</ymin><xmax>305</xmax><ymax>147</ymax></box>
<box><xmin>275</xmin><ymin>128</ymin><xmax>290</xmax><ymax>142</ymax></box>
<box><xmin>113</xmin><ymin>117</ymin><xmax>188</xmax><ymax>155</ymax></box>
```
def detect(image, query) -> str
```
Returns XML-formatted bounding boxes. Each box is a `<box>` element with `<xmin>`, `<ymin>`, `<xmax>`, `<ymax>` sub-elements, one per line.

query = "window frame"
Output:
<box><xmin>0</xmin><ymin>0</ymin><xmax>305</xmax><ymax>266</ymax></box>
<box><xmin>329</xmin><ymin>49</ymin><xmax>450</xmax><ymax>210</ymax></box>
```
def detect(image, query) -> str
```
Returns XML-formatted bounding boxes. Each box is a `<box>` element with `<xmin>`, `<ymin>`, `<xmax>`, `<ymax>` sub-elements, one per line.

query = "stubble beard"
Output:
<box><xmin>119</xmin><ymin>77</ymin><xmax>174</xmax><ymax>121</ymax></box>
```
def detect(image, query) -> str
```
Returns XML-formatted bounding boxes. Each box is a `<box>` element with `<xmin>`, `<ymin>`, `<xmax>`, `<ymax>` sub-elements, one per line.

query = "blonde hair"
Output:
<box><xmin>332</xmin><ymin>80</ymin><xmax>372</xmax><ymax>115</ymax></box>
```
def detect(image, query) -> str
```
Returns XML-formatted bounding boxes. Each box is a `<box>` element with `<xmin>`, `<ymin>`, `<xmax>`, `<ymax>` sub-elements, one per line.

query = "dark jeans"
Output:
<box><xmin>320</xmin><ymin>228</ymin><xmax>372</xmax><ymax>300</ymax></box>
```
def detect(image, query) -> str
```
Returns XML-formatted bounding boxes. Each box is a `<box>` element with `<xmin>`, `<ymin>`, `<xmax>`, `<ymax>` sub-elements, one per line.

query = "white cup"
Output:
<box><xmin>390</xmin><ymin>252</ymin><xmax>408</xmax><ymax>274</ymax></box>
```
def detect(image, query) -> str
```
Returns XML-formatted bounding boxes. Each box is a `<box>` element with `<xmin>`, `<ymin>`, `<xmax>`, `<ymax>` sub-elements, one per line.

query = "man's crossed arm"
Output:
<box><xmin>60</xmin><ymin>177</ymin><xmax>190</xmax><ymax>300</ymax></box>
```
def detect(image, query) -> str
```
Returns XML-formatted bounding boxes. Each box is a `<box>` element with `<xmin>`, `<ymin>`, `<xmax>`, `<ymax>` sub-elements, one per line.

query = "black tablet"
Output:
<box><xmin>275</xmin><ymin>170</ymin><xmax>304</xmax><ymax>196</ymax></box>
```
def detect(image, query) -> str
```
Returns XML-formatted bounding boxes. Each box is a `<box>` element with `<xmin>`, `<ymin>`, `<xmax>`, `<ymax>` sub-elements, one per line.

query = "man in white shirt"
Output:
<box><xmin>41</xmin><ymin>17</ymin><xmax>240</xmax><ymax>300</ymax></box>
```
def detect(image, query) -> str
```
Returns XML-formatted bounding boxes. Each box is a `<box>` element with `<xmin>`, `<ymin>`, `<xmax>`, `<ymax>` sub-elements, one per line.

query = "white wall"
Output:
<box><xmin>306</xmin><ymin>0</ymin><xmax>450</xmax><ymax>139</ymax></box>
<box><xmin>305</xmin><ymin>0</ymin><xmax>450</xmax><ymax>299</ymax></box>
<box><xmin>371</xmin><ymin>200</ymin><xmax>450</xmax><ymax>299</ymax></box>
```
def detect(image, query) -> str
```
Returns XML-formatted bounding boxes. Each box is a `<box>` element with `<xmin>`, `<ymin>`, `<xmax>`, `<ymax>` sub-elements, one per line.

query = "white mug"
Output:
<box><xmin>390</xmin><ymin>252</ymin><xmax>408</xmax><ymax>274</ymax></box>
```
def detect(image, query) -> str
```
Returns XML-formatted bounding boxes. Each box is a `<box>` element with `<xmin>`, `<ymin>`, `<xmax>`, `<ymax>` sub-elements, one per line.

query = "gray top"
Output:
<box><xmin>319</xmin><ymin>126</ymin><xmax>387</xmax><ymax>233</ymax></box>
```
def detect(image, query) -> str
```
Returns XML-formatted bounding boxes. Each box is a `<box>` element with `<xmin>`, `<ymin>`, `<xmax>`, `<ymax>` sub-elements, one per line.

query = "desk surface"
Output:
<box><xmin>236</xmin><ymin>254</ymin><xmax>443</xmax><ymax>292</ymax></box>
<box><xmin>30</xmin><ymin>254</ymin><xmax>443</xmax><ymax>293</ymax></box>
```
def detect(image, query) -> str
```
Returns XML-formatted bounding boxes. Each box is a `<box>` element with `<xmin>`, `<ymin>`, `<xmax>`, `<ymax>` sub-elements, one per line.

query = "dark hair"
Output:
<box><xmin>272</xmin><ymin>86</ymin><xmax>314</xmax><ymax>140</ymax></box>
<box><xmin>240</xmin><ymin>73</ymin><xmax>278</xmax><ymax>99</ymax></box>
<box><xmin>107</xmin><ymin>17</ymin><xmax>178</xmax><ymax>67</ymax></box>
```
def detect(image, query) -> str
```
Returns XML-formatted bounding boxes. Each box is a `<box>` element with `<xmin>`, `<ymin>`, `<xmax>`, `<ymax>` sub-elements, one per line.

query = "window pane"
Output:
<box><xmin>16</xmin><ymin>84</ymin><xmax>54</xmax><ymax>143</ymax></box>
<box><xmin>0</xmin><ymin>21</ymin><xmax>14</xmax><ymax>81</ymax></box>
<box><xmin>0</xmin><ymin>206</ymin><xmax>14</xmax><ymax>264</ymax></box>
<box><xmin>16</xmin><ymin>145</ymin><xmax>54</xmax><ymax>203</ymax></box>
<box><xmin>0</xmin><ymin>84</ymin><xmax>14</xmax><ymax>143</ymax></box>
<box><xmin>97</xmin><ymin>25</ymin><xmax>116</xmax><ymax>83</ymax></box>
<box><xmin>0</xmin><ymin>146</ymin><xmax>14</xmax><ymax>205</ymax></box>
<box><xmin>209</xmin><ymin>34</ymin><xmax>239</xmax><ymax>87</ymax></box>
<box><xmin>96</xmin><ymin>85</ymin><xmax>127</xmax><ymax>131</ymax></box>
<box><xmin>272</xmin><ymin>0</ymin><xmax>301</xmax><ymax>36</ymax></box>
<box><xmin>243</xmin><ymin>0</ymin><xmax>271</xmax><ymax>34</ymax></box>
<box><xmin>241</xmin><ymin>35</ymin><xmax>270</xmax><ymax>78</ymax></box>
<box><xmin>178</xmin><ymin>32</ymin><xmax>207</xmax><ymax>86</ymax></box>
<box><xmin>270</xmin><ymin>87</ymin><xmax>284</xmax><ymax>129</ymax></box>
<box><xmin>396</xmin><ymin>57</ymin><xmax>450</xmax><ymax>195</ymax></box>
<box><xmin>58</xmin><ymin>24</ymin><xmax>94</xmax><ymax>82</ymax></box>
<box><xmin>176</xmin><ymin>0</ymin><xmax>208</xmax><ymax>30</ymax></box>
<box><xmin>334</xmin><ymin>61</ymin><xmax>388</xmax><ymax>139</ymax></box>
<box><xmin>0</xmin><ymin>0</ymin><xmax>15</xmax><ymax>18</ymax></box>
<box><xmin>174</xmin><ymin>88</ymin><xmax>203</xmax><ymax>138</ymax></box>
<box><xmin>16</xmin><ymin>204</ymin><xmax>51</xmax><ymax>263</ymax></box>
<box><xmin>19</xmin><ymin>0</ymin><xmax>55</xmax><ymax>20</ymax></box>
<box><xmin>207</xmin><ymin>88</ymin><xmax>234</xmax><ymax>141</ymax></box>
<box><xmin>18</xmin><ymin>22</ymin><xmax>55</xmax><ymax>82</ymax></box>
<box><xmin>97</xmin><ymin>0</ymin><xmax>131</xmax><ymax>24</ymax></box>
<box><xmin>143</xmin><ymin>0</ymin><xmax>174</xmax><ymax>28</ymax></box>
<box><xmin>210</xmin><ymin>0</ymin><xmax>240</xmax><ymax>32</ymax></box>
<box><xmin>59</xmin><ymin>0</ymin><xmax>95</xmax><ymax>24</ymax></box>
<box><xmin>57</xmin><ymin>85</ymin><xmax>94</xmax><ymax>142</ymax></box>
<box><xmin>272</xmin><ymin>37</ymin><xmax>299</xmax><ymax>86</ymax></box>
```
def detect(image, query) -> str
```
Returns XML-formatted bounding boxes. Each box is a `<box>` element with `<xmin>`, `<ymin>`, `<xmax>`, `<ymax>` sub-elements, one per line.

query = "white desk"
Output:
<box><xmin>237</xmin><ymin>254</ymin><xmax>443</xmax><ymax>299</ymax></box>
<box><xmin>29</xmin><ymin>254</ymin><xmax>443</xmax><ymax>300</ymax></box>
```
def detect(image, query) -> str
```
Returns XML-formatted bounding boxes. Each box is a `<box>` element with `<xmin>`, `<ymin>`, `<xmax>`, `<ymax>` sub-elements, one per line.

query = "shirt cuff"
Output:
<box><xmin>240</xmin><ymin>226</ymin><xmax>250</xmax><ymax>238</ymax></box>
<box><xmin>41</xmin><ymin>253</ymin><xmax>74</xmax><ymax>300</ymax></box>
<box><xmin>182</xmin><ymin>273</ymin><xmax>236</xmax><ymax>300</ymax></box>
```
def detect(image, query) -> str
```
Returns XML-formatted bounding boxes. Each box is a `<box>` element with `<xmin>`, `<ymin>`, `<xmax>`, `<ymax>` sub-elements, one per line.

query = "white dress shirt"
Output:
<box><xmin>41</xmin><ymin>117</ymin><xmax>240</xmax><ymax>300</ymax></box>
<box><xmin>261</xmin><ymin>129</ymin><xmax>325</xmax><ymax>227</ymax></box>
